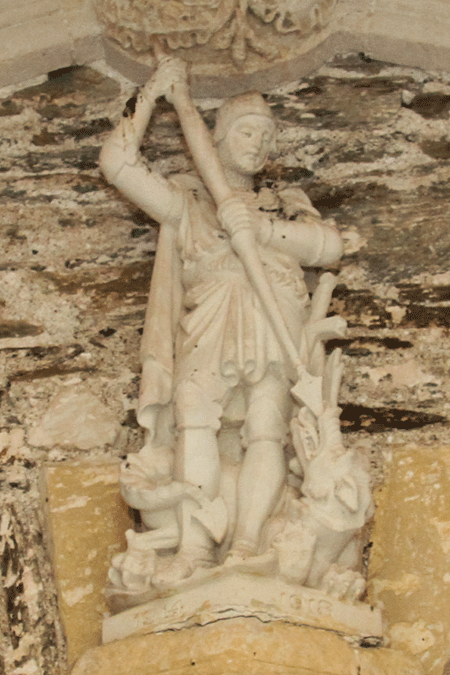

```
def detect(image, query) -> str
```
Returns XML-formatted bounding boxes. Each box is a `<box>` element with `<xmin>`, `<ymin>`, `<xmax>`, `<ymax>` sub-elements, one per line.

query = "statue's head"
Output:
<box><xmin>214</xmin><ymin>92</ymin><xmax>276</xmax><ymax>175</ymax></box>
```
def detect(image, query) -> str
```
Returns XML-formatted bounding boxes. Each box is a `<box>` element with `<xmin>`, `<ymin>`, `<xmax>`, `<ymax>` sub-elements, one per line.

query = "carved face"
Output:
<box><xmin>218</xmin><ymin>114</ymin><xmax>276</xmax><ymax>175</ymax></box>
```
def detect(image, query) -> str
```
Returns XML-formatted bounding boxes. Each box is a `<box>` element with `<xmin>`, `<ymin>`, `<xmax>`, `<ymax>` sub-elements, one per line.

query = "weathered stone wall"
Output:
<box><xmin>2</xmin><ymin>53</ymin><xmax>450</xmax><ymax>673</ymax></box>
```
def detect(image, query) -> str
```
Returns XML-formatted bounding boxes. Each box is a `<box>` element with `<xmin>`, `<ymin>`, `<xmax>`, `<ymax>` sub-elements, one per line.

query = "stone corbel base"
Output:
<box><xmin>72</xmin><ymin>617</ymin><xmax>425</xmax><ymax>675</ymax></box>
<box><xmin>103</xmin><ymin>570</ymin><xmax>382</xmax><ymax>645</ymax></box>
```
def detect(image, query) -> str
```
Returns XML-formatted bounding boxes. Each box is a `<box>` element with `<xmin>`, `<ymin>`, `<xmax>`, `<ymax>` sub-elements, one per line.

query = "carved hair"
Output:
<box><xmin>213</xmin><ymin>92</ymin><xmax>274</xmax><ymax>145</ymax></box>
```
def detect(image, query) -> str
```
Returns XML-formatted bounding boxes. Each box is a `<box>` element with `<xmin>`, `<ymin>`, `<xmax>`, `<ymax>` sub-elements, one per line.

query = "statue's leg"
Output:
<box><xmin>152</xmin><ymin>380</ymin><xmax>224</xmax><ymax>585</ymax></box>
<box><xmin>175</xmin><ymin>425</ymin><xmax>221</xmax><ymax>561</ymax></box>
<box><xmin>229</xmin><ymin>374</ymin><xmax>290</xmax><ymax>557</ymax></box>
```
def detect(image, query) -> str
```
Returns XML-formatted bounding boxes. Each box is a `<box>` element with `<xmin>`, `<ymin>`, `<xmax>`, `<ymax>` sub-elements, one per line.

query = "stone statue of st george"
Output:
<box><xmin>99</xmin><ymin>57</ymin><xmax>373</xmax><ymax>612</ymax></box>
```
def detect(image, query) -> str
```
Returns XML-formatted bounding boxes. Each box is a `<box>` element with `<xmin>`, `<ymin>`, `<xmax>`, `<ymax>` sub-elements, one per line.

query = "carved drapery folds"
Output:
<box><xmin>95</xmin><ymin>0</ymin><xmax>339</xmax><ymax>64</ymax></box>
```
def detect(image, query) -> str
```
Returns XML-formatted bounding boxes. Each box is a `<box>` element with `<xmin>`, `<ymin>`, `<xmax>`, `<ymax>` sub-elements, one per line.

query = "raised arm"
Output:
<box><xmin>165</xmin><ymin>64</ymin><xmax>233</xmax><ymax>206</ymax></box>
<box><xmin>99</xmin><ymin>62</ymin><xmax>185</xmax><ymax>224</ymax></box>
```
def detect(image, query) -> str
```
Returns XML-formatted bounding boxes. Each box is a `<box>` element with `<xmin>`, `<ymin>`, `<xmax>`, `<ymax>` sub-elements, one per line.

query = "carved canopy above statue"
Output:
<box><xmin>95</xmin><ymin>0</ymin><xmax>338</xmax><ymax>53</ymax></box>
<box><xmin>95</xmin><ymin>0</ymin><xmax>339</xmax><ymax>91</ymax></box>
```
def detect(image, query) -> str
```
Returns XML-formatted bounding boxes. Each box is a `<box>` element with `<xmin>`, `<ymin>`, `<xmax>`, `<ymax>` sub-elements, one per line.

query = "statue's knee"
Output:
<box><xmin>242</xmin><ymin>396</ymin><xmax>287</xmax><ymax>446</ymax></box>
<box><xmin>174</xmin><ymin>380</ymin><xmax>222</xmax><ymax>431</ymax></box>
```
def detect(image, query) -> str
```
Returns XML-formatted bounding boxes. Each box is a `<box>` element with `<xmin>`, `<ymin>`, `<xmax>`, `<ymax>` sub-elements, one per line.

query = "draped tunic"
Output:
<box><xmin>137</xmin><ymin>173</ymin><xmax>327</xmax><ymax>432</ymax></box>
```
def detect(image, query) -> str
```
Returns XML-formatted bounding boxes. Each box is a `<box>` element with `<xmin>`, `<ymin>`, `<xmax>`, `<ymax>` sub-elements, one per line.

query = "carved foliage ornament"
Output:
<box><xmin>95</xmin><ymin>0</ymin><xmax>339</xmax><ymax>62</ymax></box>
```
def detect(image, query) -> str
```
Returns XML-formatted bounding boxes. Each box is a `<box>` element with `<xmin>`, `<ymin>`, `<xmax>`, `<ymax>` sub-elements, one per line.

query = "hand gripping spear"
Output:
<box><xmin>158</xmin><ymin>54</ymin><xmax>326</xmax><ymax>417</ymax></box>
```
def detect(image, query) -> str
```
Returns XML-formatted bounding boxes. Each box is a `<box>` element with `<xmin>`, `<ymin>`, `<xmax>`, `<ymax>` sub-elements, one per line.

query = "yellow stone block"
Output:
<box><xmin>71</xmin><ymin>617</ymin><xmax>424</xmax><ymax>675</ymax></box>
<box><xmin>368</xmin><ymin>446</ymin><xmax>450</xmax><ymax>675</ymax></box>
<box><xmin>43</xmin><ymin>455</ymin><xmax>427</xmax><ymax>675</ymax></box>
<box><xmin>43</xmin><ymin>460</ymin><xmax>132</xmax><ymax>669</ymax></box>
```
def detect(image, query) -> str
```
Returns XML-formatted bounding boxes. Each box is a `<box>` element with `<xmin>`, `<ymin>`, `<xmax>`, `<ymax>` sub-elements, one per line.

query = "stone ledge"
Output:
<box><xmin>3</xmin><ymin>0</ymin><xmax>450</xmax><ymax>93</ymax></box>
<box><xmin>0</xmin><ymin>0</ymin><xmax>103</xmax><ymax>89</ymax></box>
<box><xmin>103</xmin><ymin>569</ymin><xmax>382</xmax><ymax>645</ymax></box>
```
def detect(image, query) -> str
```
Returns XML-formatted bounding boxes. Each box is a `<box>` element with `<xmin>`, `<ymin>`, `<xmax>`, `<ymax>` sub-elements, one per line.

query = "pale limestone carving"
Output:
<box><xmin>99</xmin><ymin>57</ymin><xmax>373</xmax><ymax>613</ymax></box>
<box><xmin>274</xmin><ymin>349</ymin><xmax>374</xmax><ymax>599</ymax></box>
<box><xmin>95</xmin><ymin>0</ymin><xmax>338</xmax><ymax>63</ymax></box>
